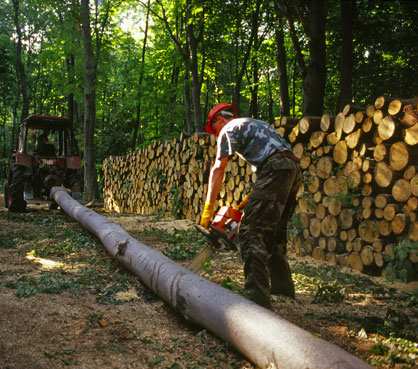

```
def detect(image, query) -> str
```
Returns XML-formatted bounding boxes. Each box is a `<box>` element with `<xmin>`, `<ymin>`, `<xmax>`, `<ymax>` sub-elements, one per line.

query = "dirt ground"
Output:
<box><xmin>0</xmin><ymin>198</ymin><xmax>417</xmax><ymax>369</ymax></box>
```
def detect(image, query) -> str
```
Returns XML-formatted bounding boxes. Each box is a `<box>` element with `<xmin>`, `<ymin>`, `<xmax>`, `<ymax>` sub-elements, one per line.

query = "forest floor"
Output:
<box><xmin>0</xmin><ymin>199</ymin><xmax>417</xmax><ymax>369</ymax></box>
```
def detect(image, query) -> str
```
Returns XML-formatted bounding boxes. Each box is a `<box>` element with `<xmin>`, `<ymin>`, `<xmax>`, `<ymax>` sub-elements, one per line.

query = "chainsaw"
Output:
<box><xmin>195</xmin><ymin>205</ymin><xmax>243</xmax><ymax>250</ymax></box>
<box><xmin>190</xmin><ymin>195</ymin><xmax>249</xmax><ymax>272</ymax></box>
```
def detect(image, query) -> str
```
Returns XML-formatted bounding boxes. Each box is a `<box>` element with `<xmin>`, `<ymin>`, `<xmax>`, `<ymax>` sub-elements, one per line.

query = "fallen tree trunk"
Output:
<box><xmin>51</xmin><ymin>187</ymin><xmax>372</xmax><ymax>369</ymax></box>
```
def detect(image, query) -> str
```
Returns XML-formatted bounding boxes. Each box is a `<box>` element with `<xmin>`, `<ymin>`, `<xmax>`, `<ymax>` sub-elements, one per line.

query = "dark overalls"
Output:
<box><xmin>238</xmin><ymin>150</ymin><xmax>301</xmax><ymax>307</ymax></box>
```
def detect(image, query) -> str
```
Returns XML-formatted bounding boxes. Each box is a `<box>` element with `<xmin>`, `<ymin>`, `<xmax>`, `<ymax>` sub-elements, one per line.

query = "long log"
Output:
<box><xmin>50</xmin><ymin>187</ymin><xmax>371</xmax><ymax>369</ymax></box>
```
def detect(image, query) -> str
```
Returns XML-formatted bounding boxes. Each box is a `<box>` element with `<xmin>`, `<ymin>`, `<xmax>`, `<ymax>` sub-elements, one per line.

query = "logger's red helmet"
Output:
<box><xmin>204</xmin><ymin>103</ymin><xmax>236</xmax><ymax>134</ymax></box>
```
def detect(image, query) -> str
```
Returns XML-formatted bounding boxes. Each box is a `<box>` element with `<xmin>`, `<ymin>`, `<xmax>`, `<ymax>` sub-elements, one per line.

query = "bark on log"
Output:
<box><xmin>51</xmin><ymin>188</ymin><xmax>372</xmax><ymax>369</ymax></box>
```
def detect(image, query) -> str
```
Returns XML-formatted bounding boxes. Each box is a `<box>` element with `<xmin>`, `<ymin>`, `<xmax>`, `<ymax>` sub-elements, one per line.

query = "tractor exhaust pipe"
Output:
<box><xmin>51</xmin><ymin>187</ymin><xmax>372</xmax><ymax>369</ymax></box>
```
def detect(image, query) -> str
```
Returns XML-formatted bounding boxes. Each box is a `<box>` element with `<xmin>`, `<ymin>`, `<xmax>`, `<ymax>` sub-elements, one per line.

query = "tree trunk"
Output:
<box><xmin>12</xmin><ymin>0</ymin><xmax>29</xmax><ymax>121</ymax></box>
<box><xmin>303</xmin><ymin>0</ymin><xmax>327</xmax><ymax>116</ymax></box>
<box><xmin>169</xmin><ymin>63</ymin><xmax>180</xmax><ymax>133</ymax></box>
<box><xmin>80</xmin><ymin>0</ymin><xmax>98</xmax><ymax>202</ymax></box>
<box><xmin>337</xmin><ymin>0</ymin><xmax>354</xmax><ymax>112</ymax></box>
<box><xmin>132</xmin><ymin>0</ymin><xmax>150</xmax><ymax>149</ymax></box>
<box><xmin>184</xmin><ymin>71</ymin><xmax>193</xmax><ymax>134</ymax></box>
<box><xmin>155</xmin><ymin>0</ymin><xmax>204</xmax><ymax>132</ymax></box>
<box><xmin>233</xmin><ymin>0</ymin><xmax>261</xmax><ymax>111</ymax></box>
<box><xmin>266</xmin><ymin>72</ymin><xmax>274</xmax><ymax>124</ymax></box>
<box><xmin>275</xmin><ymin>16</ymin><xmax>290</xmax><ymax>115</ymax></box>
<box><xmin>188</xmin><ymin>30</ymin><xmax>202</xmax><ymax>131</ymax></box>
<box><xmin>66</xmin><ymin>54</ymin><xmax>75</xmax><ymax>124</ymax></box>
<box><xmin>249</xmin><ymin>55</ymin><xmax>259</xmax><ymax>117</ymax></box>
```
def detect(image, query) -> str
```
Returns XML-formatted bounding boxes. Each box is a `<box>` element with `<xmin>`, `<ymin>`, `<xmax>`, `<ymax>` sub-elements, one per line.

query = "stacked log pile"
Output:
<box><xmin>103</xmin><ymin>133</ymin><xmax>255</xmax><ymax>223</ymax></box>
<box><xmin>287</xmin><ymin>96</ymin><xmax>418</xmax><ymax>274</ymax></box>
<box><xmin>103</xmin><ymin>96</ymin><xmax>418</xmax><ymax>276</ymax></box>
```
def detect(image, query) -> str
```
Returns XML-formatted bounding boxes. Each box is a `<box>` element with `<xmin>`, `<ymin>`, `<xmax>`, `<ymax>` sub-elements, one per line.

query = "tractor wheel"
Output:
<box><xmin>8</xmin><ymin>165</ymin><xmax>27</xmax><ymax>212</ymax></box>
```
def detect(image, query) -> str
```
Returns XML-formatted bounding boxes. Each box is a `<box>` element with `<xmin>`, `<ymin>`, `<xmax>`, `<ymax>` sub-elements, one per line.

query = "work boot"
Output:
<box><xmin>243</xmin><ymin>288</ymin><xmax>272</xmax><ymax>309</ymax></box>
<box><xmin>270</xmin><ymin>255</ymin><xmax>295</xmax><ymax>299</ymax></box>
<box><xmin>270</xmin><ymin>279</ymin><xmax>295</xmax><ymax>299</ymax></box>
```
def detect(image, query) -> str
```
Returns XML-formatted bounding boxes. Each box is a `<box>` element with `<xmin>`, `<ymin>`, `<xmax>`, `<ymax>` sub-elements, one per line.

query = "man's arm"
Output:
<box><xmin>205</xmin><ymin>156</ymin><xmax>228</xmax><ymax>204</ymax></box>
<box><xmin>200</xmin><ymin>156</ymin><xmax>228</xmax><ymax>227</ymax></box>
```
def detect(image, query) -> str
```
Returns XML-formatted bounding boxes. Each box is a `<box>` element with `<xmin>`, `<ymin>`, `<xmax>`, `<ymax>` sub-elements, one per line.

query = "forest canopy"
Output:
<box><xmin>1</xmin><ymin>0</ymin><xmax>417</xmax><ymax>197</ymax></box>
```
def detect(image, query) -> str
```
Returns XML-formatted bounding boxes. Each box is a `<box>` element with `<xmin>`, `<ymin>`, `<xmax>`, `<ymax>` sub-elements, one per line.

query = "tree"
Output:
<box><xmin>131</xmin><ymin>0</ymin><xmax>150</xmax><ymax>149</ymax></box>
<box><xmin>279</xmin><ymin>0</ymin><xmax>327</xmax><ymax>116</ymax></box>
<box><xmin>274</xmin><ymin>14</ymin><xmax>290</xmax><ymax>115</ymax></box>
<box><xmin>80</xmin><ymin>0</ymin><xmax>97</xmax><ymax>202</ymax></box>
<box><xmin>150</xmin><ymin>0</ymin><xmax>206</xmax><ymax>132</ymax></box>
<box><xmin>337</xmin><ymin>0</ymin><xmax>354</xmax><ymax>111</ymax></box>
<box><xmin>232</xmin><ymin>0</ymin><xmax>262</xmax><ymax>113</ymax></box>
<box><xmin>11</xmin><ymin>0</ymin><xmax>29</xmax><ymax>123</ymax></box>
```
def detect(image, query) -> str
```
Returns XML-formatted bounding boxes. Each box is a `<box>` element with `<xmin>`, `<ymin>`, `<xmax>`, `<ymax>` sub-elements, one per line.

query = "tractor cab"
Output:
<box><xmin>4</xmin><ymin>115</ymin><xmax>82</xmax><ymax>211</ymax></box>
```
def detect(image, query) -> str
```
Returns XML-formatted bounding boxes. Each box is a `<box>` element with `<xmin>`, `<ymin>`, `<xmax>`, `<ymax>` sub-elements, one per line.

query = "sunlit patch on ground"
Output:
<box><xmin>26</xmin><ymin>250</ymin><xmax>65</xmax><ymax>270</ymax></box>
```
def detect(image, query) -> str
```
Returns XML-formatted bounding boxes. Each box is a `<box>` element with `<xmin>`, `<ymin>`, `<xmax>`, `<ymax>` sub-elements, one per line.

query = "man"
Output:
<box><xmin>200</xmin><ymin>103</ymin><xmax>301</xmax><ymax>308</ymax></box>
<box><xmin>36</xmin><ymin>131</ymin><xmax>56</xmax><ymax>157</ymax></box>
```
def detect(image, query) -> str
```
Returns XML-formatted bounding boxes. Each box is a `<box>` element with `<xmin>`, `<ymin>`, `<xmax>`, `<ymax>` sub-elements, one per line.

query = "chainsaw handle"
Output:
<box><xmin>236</xmin><ymin>194</ymin><xmax>250</xmax><ymax>210</ymax></box>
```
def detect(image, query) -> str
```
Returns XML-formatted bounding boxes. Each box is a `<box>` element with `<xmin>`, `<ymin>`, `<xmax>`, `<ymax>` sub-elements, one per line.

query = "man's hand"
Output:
<box><xmin>200</xmin><ymin>202</ymin><xmax>214</xmax><ymax>228</ymax></box>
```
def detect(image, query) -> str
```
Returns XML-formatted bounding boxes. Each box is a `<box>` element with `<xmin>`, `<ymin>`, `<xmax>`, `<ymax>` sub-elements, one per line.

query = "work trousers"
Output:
<box><xmin>237</xmin><ymin>151</ymin><xmax>301</xmax><ymax>306</ymax></box>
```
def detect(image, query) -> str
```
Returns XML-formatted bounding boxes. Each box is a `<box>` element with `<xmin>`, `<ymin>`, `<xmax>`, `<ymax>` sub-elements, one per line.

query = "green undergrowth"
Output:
<box><xmin>1</xmin><ymin>210</ymin><xmax>417</xmax><ymax>368</ymax></box>
<box><xmin>292</xmin><ymin>260</ymin><xmax>418</xmax><ymax>368</ymax></box>
<box><xmin>0</xmin><ymin>234</ymin><xmax>19</xmax><ymax>249</ymax></box>
<box><xmin>0</xmin><ymin>210</ymin><xmax>141</xmax><ymax>304</ymax></box>
<box><xmin>4</xmin><ymin>265</ymin><xmax>138</xmax><ymax>304</ymax></box>
<box><xmin>383</xmin><ymin>239</ymin><xmax>418</xmax><ymax>283</ymax></box>
<box><xmin>137</xmin><ymin>227</ymin><xmax>208</xmax><ymax>261</ymax></box>
<box><xmin>292</xmin><ymin>260</ymin><xmax>382</xmax><ymax>294</ymax></box>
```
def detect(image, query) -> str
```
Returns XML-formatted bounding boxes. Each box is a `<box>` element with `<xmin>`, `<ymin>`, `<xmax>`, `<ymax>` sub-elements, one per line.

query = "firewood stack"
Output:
<box><xmin>103</xmin><ymin>133</ymin><xmax>255</xmax><ymax>224</ymax></box>
<box><xmin>103</xmin><ymin>96</ymin><xmax>418</xmax><ymax>276</ymax></box>
<box><xmin>285</xmin><ymin>96</ymin><xmax>418</xmax><ymax>274</ymax></box>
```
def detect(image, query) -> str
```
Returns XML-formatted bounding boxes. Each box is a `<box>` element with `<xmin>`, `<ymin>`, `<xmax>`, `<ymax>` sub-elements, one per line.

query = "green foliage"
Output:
<box><xmin>220</xmin><ymin>277</ymin><xmax>241</xmax><ymax>293</ymax></box>
<box><xmin>32</xmin><ymin>228</ymin><xmax>95</xmax><ymax>257</ymax></box>
<box><xmin>369</xmin><ymin>336</ymin><xmax>418</xmax><ymax>368</ymax></box>
<box><xmin>332</xmin><ymin>190</ymin><xmax>360</xmax><ymax>209</ymax></box>
<box><xmin>288</xmin><ymin>213</ymin><xmax>303</xmax><ymax>239</ymax></box>
<box><xmin>6</xmin><ymin>272</ymin><xmax>81</xmax><ymax>297</ymax></box>
<box><xmin>0</xmin><ymin>234</ymin><xmax>18</xmax><ymax>249</ymax></box>
<box><xmin>383</xmin><ymin>239</ymin><xmax>418</xmax><ymax>282</ymax></box>
<box><xmin>96</xmin><ymin>272</ymin><xmax>132</xmax><ymax>305</ymax></box>
<box><xmin>0</xmin><ymin>0</ymin><xmax>417</xmax><ymax>169</ymax></box>
<box><xmin>139</xmin><ymin>227</ymin><xmax>207</xmax><ymax>261</ymax></box>
<box><xmin>313</xmin><ymin>282</ymin><xmax>345</xmax><ymax>304</ymax></box>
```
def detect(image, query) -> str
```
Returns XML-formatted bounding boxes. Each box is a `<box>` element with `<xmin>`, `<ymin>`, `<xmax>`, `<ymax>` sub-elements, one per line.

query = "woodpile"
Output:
<box><xmin>288</xmin><ymin>96</ymin><xmax>418</xmax><ymax>275</ymax></box>
<box><xmin>103</xmin><ymin>96</ymin><xmax>418</xmax><ymax>277</ymax></box>
<box><xmin>103</xmin><ymin>133</ymin><xmax>254</xmax><ymax>223</ymax></box>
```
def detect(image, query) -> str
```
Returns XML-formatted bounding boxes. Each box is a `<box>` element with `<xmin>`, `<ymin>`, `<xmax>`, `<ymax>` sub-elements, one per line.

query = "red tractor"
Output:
<box><xmin>4</xmin><ymin>115</ymin><xmax>82</xmax><ymax>212</ymax></box>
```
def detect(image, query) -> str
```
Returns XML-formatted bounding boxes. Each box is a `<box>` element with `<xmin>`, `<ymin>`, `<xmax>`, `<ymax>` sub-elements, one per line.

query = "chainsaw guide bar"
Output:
<box><xmin>195</xmin><ymin>224</ymin><xmax>237</xmax><ymax>251</ymax></box>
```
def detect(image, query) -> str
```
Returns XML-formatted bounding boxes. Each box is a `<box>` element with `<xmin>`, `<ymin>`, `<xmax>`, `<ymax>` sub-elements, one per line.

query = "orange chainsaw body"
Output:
<box><xmin>211</xmin><ymin>206</ymin><xmax>243</xmax><ymax>241</ymax></box>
